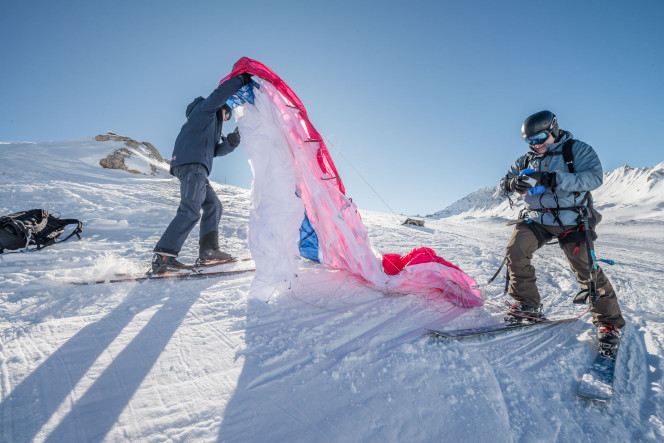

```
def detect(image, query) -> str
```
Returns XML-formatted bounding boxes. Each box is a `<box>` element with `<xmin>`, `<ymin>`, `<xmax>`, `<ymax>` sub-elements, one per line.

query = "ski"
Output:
<box><xmin>191</xmin><ymin>257</ymin><xmax>253</xmax><ymax>267</ymax></box>
<box><xmin>427</xmin><ymin>317</ymin><xmax>579</xmax><ymax>339</ymax></box>
<box><xmin>576</xmin><ymin>343</ymin><xmax>619</xmax><ymax>402</ymax></box>
<box><xmin>70</xmin><ymin>258</ymin><xmax>255</xmax><ymax>285</ymax></box>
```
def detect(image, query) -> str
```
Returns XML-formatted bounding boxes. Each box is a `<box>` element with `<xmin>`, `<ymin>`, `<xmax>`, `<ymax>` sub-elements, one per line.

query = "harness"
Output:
<box><xmin>498</xmin><ymin>139</ymin><xmax>606</xmax><ymax>305</ymax></box>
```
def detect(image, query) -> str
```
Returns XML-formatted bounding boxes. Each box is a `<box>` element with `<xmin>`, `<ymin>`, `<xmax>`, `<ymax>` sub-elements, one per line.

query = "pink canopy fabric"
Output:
<box><xmin>221</xmin><ymin>58</ymin><xmax>345</xmax><ymax>195</ymax></box>
<box><xmin>223</xmin><ymin>57</ymin><xmax>482</xmax><ymax>307</ymax></box>
<box><xmin>383</xmin><ymin>248</ymin><xmax>463</xmax><ymax>275</ymax></box>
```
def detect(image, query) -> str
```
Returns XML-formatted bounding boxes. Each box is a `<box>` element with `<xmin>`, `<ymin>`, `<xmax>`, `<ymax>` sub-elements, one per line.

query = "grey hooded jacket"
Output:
<box><xmin>498</xmin><ymin>130</ymin><xmax>604</xmax><ymax>226</ymax></box>
<box><xmin>169</xmin><ymin>75</ymin><xmax>245</xmax><ymax>175</ymax></box>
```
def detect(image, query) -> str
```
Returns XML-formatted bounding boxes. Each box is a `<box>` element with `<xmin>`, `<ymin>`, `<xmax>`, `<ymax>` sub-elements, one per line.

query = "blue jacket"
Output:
<box><xmin>498</xmin><ymin>130</ymin><xmax>604</xmax><ymax>226</ymax></box>
<box><xmin>170</xmin><ymin>75</ymin><xmax>245</xmax><ymax>175</ymax></box>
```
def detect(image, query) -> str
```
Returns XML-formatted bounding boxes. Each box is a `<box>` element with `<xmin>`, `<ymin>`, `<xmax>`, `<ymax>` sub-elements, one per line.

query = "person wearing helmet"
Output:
<box><xmin>151</xmin><ymin>72</ymin><xmax>253</xmax><ymax>274</ymax></box>
<box><xmin>498</xmin><ymin>110</ymin><xmax>625</xmax><ymax>346</ymax></box>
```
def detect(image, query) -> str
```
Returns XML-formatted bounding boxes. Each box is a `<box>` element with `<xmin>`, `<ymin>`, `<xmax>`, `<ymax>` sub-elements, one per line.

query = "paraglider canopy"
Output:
<box><xmin>222</xmin><ymin>57</ymin><xmax>482</xmax><ymax>307</ymax></box>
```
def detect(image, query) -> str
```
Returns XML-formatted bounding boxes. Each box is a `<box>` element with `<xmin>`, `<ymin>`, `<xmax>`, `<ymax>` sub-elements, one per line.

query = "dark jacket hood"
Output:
<box><xmin>186</xmin><ymin>96</ymin><xmax>205</xmax><ymax>117</ymax></box>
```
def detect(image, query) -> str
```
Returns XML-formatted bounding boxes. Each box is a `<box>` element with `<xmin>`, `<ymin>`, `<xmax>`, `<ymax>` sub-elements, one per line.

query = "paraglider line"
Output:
<box><xmin>327</xmin><ymin>140</ymin><xmax>403</xmax><ymax>224</ymax></box>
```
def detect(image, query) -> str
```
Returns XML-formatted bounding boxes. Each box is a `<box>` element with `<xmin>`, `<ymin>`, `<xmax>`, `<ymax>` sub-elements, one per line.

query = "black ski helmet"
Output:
<box><xmin>521</xmin><ymin>110</ymin><xmax>559</xmax><ymax>140</ymax></box>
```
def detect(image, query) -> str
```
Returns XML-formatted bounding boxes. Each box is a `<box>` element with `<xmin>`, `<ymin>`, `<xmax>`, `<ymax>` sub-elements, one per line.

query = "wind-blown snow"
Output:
<box><xmin>1</xmin><ymin>138</ymin><xmax>663</xmax><ymax>442</ymax></box>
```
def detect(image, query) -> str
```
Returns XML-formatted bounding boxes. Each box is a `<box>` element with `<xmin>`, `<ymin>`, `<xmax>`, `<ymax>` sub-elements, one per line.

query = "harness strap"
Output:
<box><xmin>528</xmin><ymin>206</ymin><xmax>588</xmax><ymax>214</ymax></box>
<box><xmin>522</xmin><ymin>220</ymin><xmax>554</xmax><ymax>248</ymax></box>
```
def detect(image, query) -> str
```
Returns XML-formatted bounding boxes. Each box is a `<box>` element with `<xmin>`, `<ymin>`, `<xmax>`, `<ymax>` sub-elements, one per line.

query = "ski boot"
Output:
<box><xmin>196</xmin><ymin>248</ymin><xmax>235</xmax><ymax>266</ymax></box>
<box><xmin>598</xmin><ymin>323</ymin><xmax>621</xmax><ymax>357</ymax></box>
<box><xmin>151</xmin><ymin>252</ymin><xmax>188</xmax><ymax>275</ymax></box>
<box><xmin>197</xmin><ymin>231</ymin><xmax>235</xmax><ymax>266</ymax></box>
<box><xmin>504</xmin><ymin>301</ymin><xmax>545</xmax><ymax>325</ymax></box>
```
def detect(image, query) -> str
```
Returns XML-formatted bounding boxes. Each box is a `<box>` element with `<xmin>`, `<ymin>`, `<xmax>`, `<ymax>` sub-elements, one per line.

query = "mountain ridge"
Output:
<box><xmin>429</xmin><ymin>161</ymin><xmax>664</xmax><ymax>222</ymax></box>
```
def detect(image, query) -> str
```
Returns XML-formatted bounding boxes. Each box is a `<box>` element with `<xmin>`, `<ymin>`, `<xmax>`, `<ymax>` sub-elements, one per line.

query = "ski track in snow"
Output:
<box><xmin>1</xmin><ymin>139</ymin><xmax>663</xmax><ymax>442</ymax></box>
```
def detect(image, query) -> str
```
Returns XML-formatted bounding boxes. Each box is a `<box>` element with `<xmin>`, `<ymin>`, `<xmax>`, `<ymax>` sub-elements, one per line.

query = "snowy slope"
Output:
<box><xmin>429</xmin><ymin>161</ymin><xmax>664</xmax><ymax>223</ymax></box>
<box><xmin>1</xmin><ymin>138</ymin><xmax>663</xmax><ymax>442</ymax></box>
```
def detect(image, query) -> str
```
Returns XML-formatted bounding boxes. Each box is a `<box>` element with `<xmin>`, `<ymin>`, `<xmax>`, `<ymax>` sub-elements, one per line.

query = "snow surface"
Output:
<box><xmin>1</xmin><ymin>137</ymin><xmax>663</xmax><ymax>442</ymax></box>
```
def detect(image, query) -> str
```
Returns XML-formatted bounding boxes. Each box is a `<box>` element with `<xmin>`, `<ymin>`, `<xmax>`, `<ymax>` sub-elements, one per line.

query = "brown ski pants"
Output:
<box><xmin>505</xmin><ymin>222</ymin><xmax>625</xmax><ymax>328</ymax></box>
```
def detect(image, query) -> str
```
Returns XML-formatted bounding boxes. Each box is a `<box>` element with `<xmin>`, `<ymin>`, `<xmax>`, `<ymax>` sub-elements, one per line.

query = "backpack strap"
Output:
<box><xmin>562</xmin><ymin>139</ymin><xmax>576</xmax><ymax>173</ymax></box>
<box><xmin>57</xmin><ymin>219</ymin><xmax>83</xmax><ymax>243</ymax></box>
<box><xmin>545</xmin><ymin>138</ymin><xmax>577</xmax><ymax>229</ymax></box>
<box><xmin>35</xmin><ymin>218</ymin><xmax>83</xmax><ymax>249</ymax></box>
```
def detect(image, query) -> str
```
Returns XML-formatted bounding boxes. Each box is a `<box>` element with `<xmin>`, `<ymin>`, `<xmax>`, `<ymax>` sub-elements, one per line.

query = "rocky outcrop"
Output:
<box><xmin>96</xmin><ymin>132</ymin><xmax>168</xmax><ymax>176</ymax></box>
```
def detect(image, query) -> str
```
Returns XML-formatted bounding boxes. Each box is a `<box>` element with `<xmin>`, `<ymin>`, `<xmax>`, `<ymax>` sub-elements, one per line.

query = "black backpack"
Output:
<box><xmin>0</xmin><ymin>209</ymin><xmax>83</xmax><ymax>253</ymax></box>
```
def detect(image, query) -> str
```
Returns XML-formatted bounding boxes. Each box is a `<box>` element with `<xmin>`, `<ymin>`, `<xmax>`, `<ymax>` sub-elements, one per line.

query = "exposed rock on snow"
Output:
<box><xmin>402</xmin><ymin>218</ymin><xmax>425</xmax><ymax>227</ymax></box>
<box><xmin>97</xmin><ymin>131</ymin><xmax>168</xmax><ymax>176</ymax></box>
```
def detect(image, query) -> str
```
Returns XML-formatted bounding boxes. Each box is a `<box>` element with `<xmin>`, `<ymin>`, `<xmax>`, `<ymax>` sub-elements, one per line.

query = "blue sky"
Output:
<box><xmin>1</xmin><ymin>0</ymin><xmax>662</xmax><ymax>215</ymax></box>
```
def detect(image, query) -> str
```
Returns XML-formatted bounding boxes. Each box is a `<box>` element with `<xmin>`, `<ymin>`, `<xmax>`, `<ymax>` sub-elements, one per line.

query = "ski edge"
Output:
<box><xmin>427</xmin><ymin>317</ymin><xmax>579</xmax><ymax>339</ymax></box>
<box><xmin>190</xmin><ymin>257</ymin><xmax>254</xmax><ymax>268</ymax></box>
<box><xmin>70</xmin><ymin>267</ymin><xmax>256</xmax><ymax>285</ymax></box>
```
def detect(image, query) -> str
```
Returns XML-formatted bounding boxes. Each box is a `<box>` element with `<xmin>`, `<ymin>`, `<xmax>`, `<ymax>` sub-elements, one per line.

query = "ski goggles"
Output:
<box><xmin>524</xmin><ymin>131</ymin><xmax>550</xmax><ymax>145</ymax></box>
<box><xmin>221</xmin><ymin>104</ymin><xmax>232</xmax><ymax>121</ymax></box>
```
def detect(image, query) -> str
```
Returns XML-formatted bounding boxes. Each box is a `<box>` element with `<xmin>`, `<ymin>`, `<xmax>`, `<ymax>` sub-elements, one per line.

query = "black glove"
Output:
<box><xmin>227</xmin><ymin>127</ymin><xmax>241</xmax><ymax>148</ymax></box>
<box><xmin>506</xmin><ymin>171</ymin><xmax>557</xmax><ymax>194</ymax></box>
<box><xmin>527</xmin><ymin>171</ymin><xmax>557</xmax><ymax>188</ymax></box>
<box><xmin>506</xmin><ymin>176</ymin><xmax>534</xmax><ymax>194</ymax></box>
<box><xmin>238</xmin><ymin>73</ymin><xmax>252</xmax><ymax>86</ymax></box>
<box><xmin>505</xmin><ymin>176</ymin><xmax>518</xmax><ymax>193</ymax></box>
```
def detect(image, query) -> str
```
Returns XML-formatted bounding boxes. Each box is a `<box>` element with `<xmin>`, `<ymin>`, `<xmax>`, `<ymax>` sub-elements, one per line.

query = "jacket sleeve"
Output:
<box><xmin>554</xmin><ymin>141</ymin><xmax>603</xmax><ymax>192</ymax></box>
<box><xmin>214</xmin><ymin>138</ymin><xmax>236</xmax><ymax>157</ymax></box>
<box><xmin>498</xmin><ymin>155</ymin><xmax>526</xmax><ymax>197</ymax></box>
<box><xmin>199</xmin><ymin>75</ymin><xmax>245</xmax><ymax>114</ymax></box>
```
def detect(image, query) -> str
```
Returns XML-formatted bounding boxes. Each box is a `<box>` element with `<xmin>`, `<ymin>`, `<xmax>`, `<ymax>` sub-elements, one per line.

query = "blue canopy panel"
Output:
<box><xmin>298</xmin><ymin>213</ymin><xmax>320</xmax><ymax>262</ymax></box>
<box><xmin>226</xmin><ymin>81</ymin><xmax>260</xmax><ymax>108</ymax></box>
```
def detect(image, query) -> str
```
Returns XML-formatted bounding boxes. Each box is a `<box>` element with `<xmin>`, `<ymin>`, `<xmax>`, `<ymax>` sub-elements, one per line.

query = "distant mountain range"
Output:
<box><xmin>428</xmin><ymin>162</ymin><xmax>664</xmax><ymax>223</ymax></box>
